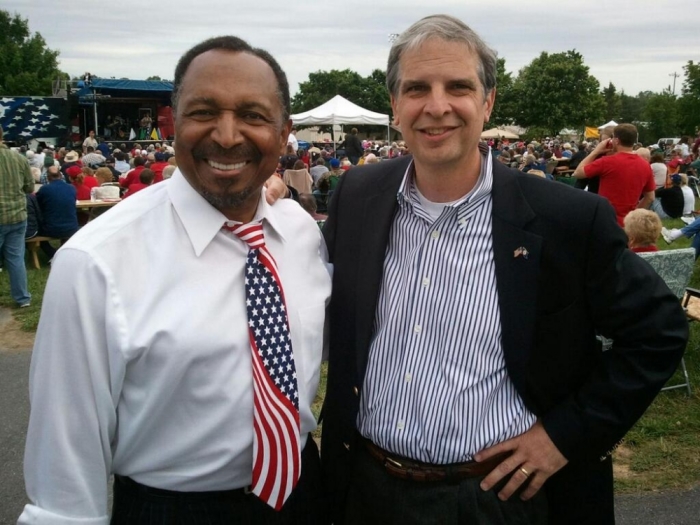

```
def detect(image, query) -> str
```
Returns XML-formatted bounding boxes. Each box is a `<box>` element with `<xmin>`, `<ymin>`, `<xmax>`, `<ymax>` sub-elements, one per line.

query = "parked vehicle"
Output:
<box><xmin>658</xmin><ymin>137</ymin><xmax>681</xmax><ymax>148</ymax></box>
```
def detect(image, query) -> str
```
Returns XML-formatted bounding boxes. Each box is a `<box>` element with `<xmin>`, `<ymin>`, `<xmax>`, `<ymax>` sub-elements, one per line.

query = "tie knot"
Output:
<box><xmin>223</xmin><ymin>221</ymin><xmax>265</xmax><ymax>249</ymax></box>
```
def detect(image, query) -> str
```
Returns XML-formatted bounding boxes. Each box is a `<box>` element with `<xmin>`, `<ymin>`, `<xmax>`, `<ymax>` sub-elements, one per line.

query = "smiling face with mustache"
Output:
<box><xmin>174</xmin><ymin>49</ymin><xmax>291</xmax><ymax>222</ymax></box>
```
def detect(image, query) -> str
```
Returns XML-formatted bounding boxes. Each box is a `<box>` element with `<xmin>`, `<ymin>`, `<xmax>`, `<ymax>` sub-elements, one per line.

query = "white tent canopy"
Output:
<box><xmin>291</xmin><ymin>95</ymin><xmax>389</xmax><ymax>126</ymax></box>
<box><xmin>598</xmin><ymin>120</ymin><xmax>618</xmax><ymax>129</ymax></box>
<box><xmin>481</xmin><ymin>127</ymin><xmax>519</xmax><ymax>140</ymax></box>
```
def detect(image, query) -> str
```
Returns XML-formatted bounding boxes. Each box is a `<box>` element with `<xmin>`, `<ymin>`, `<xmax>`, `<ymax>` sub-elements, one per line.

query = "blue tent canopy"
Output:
<box><xmin>75</xmin><ymin>78</ymin><xmax>173</xmax><ymax>97</ymax></box>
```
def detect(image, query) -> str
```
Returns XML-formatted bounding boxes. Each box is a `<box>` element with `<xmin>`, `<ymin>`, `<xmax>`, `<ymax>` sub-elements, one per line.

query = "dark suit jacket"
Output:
<box><xmin>321</xmin><ymin>156</ymin><xmax>688</xmax><ymax>524</ymax></box>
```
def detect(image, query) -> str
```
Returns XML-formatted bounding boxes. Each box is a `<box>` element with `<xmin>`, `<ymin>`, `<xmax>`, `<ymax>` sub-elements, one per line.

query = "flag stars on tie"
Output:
<box><xmin>223</xmin><ymin>220</ymin><xmax>301</xmax><ymax>509</ymax></box>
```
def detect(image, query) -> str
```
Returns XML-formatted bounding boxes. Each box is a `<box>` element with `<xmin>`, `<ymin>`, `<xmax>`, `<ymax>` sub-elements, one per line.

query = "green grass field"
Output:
<box><xmin>2</xmin><ymin>218</ymin><xmax>699</xmax><ymax>493</ymax></box>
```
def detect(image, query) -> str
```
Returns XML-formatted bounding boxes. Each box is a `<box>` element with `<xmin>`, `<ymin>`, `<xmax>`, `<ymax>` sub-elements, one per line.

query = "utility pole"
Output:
<box><xmin>669</xmin><ymin>72</ymin><xmax>680</xmax><ymax>95</ymax></box>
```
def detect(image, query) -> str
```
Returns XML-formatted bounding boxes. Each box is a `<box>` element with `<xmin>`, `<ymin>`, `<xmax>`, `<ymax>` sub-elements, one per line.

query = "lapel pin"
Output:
<box><xmin>514</xmin><ymin>246</ymin><xmax>529</xmax><ymax>259</ymax></box>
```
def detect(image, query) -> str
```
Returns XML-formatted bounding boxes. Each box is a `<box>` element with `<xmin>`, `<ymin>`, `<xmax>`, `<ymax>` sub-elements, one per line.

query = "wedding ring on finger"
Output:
<box><xmin>519</xmin><ymin>467</ymin><xmax>531</xmax><ymax>477</ymax></box>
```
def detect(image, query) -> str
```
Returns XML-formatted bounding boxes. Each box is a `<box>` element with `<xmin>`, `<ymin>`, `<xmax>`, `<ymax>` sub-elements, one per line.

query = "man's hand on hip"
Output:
<box><xmin>474</xmin><ymin>420</ymin><xmax>568</xmax><ymax>501</ymax></box>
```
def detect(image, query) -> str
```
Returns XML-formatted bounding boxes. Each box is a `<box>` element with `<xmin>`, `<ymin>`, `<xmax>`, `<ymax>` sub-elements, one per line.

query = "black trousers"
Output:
<box><xmin>111</xmin><ymin>437</ymin><xmax>326</xmax><ymax>525</ymax></box>
<box><xmin>343</xmin><ymin>441</ymin><xmax>548</xmax><ymax>525</ymax></box>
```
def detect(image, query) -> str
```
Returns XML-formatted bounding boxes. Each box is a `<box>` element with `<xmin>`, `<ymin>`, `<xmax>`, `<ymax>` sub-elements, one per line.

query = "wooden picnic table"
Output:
<box><xmin>76</xmin><ymin>199</ymin><xmax>121</xmax><ymax>210</ymax></box>
<box><xmin>76</xmin><ymin>199</ymin><xmax>121</xmax><ymax>221</ymax></box>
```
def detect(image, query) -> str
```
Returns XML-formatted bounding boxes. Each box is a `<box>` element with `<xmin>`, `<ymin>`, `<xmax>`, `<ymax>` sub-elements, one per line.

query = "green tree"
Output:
<box><xmin>602</xmin><ymin>82</ymin><xmax>622</xmax><ymax>123</ymax></box>
<box><xmin>291</xmin><ymin>69</ymin><xmax>391</xmax><ymax>116</ymax></box>
<box><xmin>678</xmin><ymin>60</ymin><xmax>700</xmax><ymax>136</ymax></box>
<box><xmin>146</xmin><ymin>75</ymin><xmax>163</xmax><ymax>81</ymax></box>
<box><xmin>0</xmin><ymin>10</ymin><xmax>67</xmax><ymax>95</ymax></box>
<box><xmin>643</xmin><ymin>89</ymin><xmax>679</xmax><ymax>140</ymax></box>
<box><xmin>511</xmin><ymin>50</ymin><xmax>604</xmax><ymax>135</ymax></box>
<box><xmin>364</xmin><ymin>69</ymin><xmax>392</xmax><ymax>117</ymax></box>
<box><xmin>490</xmin><ymin>58</ymin><xmax>516</xmax><ymax>127</ymax></box>
<box><xmin>620</xmin><ymin>90</ymin><xmax>648</xmax><ymax>124</ymax></box>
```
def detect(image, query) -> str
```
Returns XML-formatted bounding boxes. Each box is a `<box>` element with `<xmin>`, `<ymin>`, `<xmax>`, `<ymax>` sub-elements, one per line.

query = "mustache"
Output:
<box><xmin>192</xmin><ymin>142</ymin><xmax>262</xmax><ymax>163</ymax></box>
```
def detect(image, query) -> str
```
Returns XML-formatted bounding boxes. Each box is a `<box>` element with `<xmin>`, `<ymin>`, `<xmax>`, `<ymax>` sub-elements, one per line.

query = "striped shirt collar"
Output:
<box><xmin>396</xmin><ymin>149</ymin><xmax>494</xmax><ymax>223</ymax></box>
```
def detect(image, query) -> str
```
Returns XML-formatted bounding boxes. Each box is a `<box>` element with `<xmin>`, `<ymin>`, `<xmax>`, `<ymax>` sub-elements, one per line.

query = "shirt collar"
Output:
<box><xmin>396</xmin><ymin>150</ymin><xmax>494</xmax><ymax>211</ymax></box>
<box><xmin>168</xmin><ymin>169</ymin><xmax>286</xmax><ymax>257</ymax></box>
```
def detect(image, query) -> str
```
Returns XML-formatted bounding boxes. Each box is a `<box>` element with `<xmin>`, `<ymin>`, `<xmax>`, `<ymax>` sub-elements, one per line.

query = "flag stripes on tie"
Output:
<box><xmin>223</xmin><ymin>221</ymin><xmax>300</xmax><ymax>511</ymax></box>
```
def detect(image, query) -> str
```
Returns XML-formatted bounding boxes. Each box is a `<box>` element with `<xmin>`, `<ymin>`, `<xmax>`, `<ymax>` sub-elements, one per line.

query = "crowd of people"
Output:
<box><xmin>0</xmin><ymin>13</ymin><xmax>692</xmax><ymax>525</ymax></box>
<box><xmin>280</xmin><ymin>123</ymin><xmax>700</xmax><ymax>249</ymax></box>
<box><xmin>0</xmin><ymin>135</ymin><xmax>180</xmax><ymax>303</ymax></box>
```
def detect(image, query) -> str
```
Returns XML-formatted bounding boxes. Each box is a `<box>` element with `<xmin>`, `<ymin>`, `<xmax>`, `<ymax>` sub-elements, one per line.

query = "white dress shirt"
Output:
<box><xmin>19</xmin><ymin>169</ymin><xmax>331</xmax><ymax>524</ymax></box>
<box><xmin>287</xmin><ymin>133</ymin><xmax>298</xmax><ymax>153</ymax></box>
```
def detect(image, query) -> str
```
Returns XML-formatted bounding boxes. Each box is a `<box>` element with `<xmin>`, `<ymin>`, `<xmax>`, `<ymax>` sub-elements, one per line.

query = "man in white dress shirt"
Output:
<box><xmin>287</xmin><ymin>127</ymin><xmax>299</xmax><ymax>154</ymax></box>
<box><xmin>19</xmin><ymin>36</ymin><xmax>331</xmax><ymax>525</ymax></box>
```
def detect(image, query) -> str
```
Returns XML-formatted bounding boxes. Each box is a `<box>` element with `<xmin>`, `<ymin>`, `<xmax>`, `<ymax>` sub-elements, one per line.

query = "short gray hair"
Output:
<box><xmin>386</xmin><ymin>14</ymin><xmax>498</xmax><ymax>100</ymax></box>
<box><xmin>162</xmin><ymin>165</ymin><xmax>177</xmax><ymax>180</ymax></box>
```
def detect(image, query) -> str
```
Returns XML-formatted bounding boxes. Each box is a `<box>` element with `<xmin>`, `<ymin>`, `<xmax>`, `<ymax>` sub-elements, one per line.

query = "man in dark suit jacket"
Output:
<box><xmin>320</xmin><ymin>14</ymin><xmax>687</xmax><ymax>525</ymax></box>
<box><xmin>341</xmin><ymin>128</ymin><xmax>364</xmax><ymax>165</ymax></box>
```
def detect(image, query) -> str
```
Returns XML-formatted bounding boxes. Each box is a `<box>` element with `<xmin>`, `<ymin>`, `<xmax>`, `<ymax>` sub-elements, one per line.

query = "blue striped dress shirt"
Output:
<box><xmin>358</xmin><ymin>152</ymin><xmax>536</xmax><ymax>464</ymax></box>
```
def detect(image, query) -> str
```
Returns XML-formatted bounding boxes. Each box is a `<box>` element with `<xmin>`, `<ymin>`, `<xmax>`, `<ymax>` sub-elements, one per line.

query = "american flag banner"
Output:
<box><xmin>223</xmin><ymin>221</ymin><xmax>301</xmax><ymax>511</ymax></box>
<box><xmin>0</xmin><ymin>97</ymin><xmax>68</xmax><ymax>142</ymax></box>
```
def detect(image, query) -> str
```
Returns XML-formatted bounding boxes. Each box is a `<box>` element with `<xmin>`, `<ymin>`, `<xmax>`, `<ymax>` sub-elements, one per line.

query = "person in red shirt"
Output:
<box><xmin>81</xmin><ymin>167</ymin><xmax>99</xmax><ymax>191</ymax></box>
<box><xmin>123</xmin><ymin>168</ymin><xmax>154</xmax><ymax>198</ymax></box>
<box><xmin>65</xmin><ymin>166</ymin><xmax>93</xmax><ymax>200</ymax></box>
<box><xmin>120</xmin><ymin>156</ymin><xmax>147</xmax><ymax>190</ymax></box>
<box><xmin>299</xmin><ymin>148</ymin><xmax>310</xmax><ymax>169</ymax></box>
<box><xmin>148</xmin><ymin>152</ymin><xmax>169</xmax><ymax>183</ymax></box>
<box><xmin>692</xmin><ymin>130</ymin><xmax>700</xmax><ymax>156</ymax></box>
<box><xmin>574</xmin><ymin>123</ymin><xmax>655</xmax><ymax>226</ymax></box>
<box><xmin>666</xmin><ymin>150</ymin><xmax>683</xmax><ymax>174</ymax></box>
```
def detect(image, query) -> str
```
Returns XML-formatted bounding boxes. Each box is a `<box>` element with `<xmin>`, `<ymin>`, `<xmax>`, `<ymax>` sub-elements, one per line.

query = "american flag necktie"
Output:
<box><xmin>223</xmin><ymin>220</ymin><xmax>301</xmax><ymax>511</ymax></box>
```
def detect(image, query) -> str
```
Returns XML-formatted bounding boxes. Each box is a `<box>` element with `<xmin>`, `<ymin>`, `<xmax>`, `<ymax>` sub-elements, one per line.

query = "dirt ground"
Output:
<box><xmin>0</xmin><ymin>309</ymin><xmax>34</xmax><ymax>351</ymax></box>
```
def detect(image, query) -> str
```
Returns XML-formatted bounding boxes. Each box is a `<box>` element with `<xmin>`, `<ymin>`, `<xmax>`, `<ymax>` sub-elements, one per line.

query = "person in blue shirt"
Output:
<box><xmin>35</xmin><ymin>166</ymin><xmax>79</xmax><ymax>259</ymax></box>
<box><xmin>96</xmin><ymin>138</ymin><xmax>111</xmax><ymax>158</ymax></box>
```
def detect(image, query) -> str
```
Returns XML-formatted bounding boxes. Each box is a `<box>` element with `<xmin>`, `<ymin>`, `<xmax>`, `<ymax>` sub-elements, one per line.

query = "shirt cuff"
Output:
<box><xmin>18</xmin><ymin>504</ymin><xmax>109</xmax><ymax>525</ymax></box>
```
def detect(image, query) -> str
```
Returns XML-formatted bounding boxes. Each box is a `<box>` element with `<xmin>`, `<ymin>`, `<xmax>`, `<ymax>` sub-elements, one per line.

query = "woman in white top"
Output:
<box><xmin>650</xmin><ymin>152</ymin><xmax>668</xmax><ymax>189</ymax></box>
<box><xmin>680</xmin><ymin>173</ymin><xmax>695</xmax><ymax>216</ymax></box>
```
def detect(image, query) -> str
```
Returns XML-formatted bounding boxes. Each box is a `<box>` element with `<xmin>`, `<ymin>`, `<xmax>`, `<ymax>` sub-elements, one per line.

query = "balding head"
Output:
<box><xmin>299</xmin><ymin>193</ymin><xmax>317</xmax><ymax>215</ymax></box>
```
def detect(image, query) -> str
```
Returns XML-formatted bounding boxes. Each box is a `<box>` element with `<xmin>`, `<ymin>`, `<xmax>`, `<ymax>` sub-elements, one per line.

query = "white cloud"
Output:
<box><xmin>5</xmin><ymin>0</ymin><xmax>698</xmax><ymax>96</ymax></box>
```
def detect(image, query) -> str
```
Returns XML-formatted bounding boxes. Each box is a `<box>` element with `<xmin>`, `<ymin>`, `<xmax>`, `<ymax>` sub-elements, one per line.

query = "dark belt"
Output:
<box><xmin>361</xmin><ymin>437</ymin><xmax>511</xmax><ymax>482</ymax></box>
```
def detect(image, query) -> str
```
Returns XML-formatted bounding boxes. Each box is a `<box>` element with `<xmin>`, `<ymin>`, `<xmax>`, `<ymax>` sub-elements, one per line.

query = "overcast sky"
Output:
<box><xmin>7</xmin><ymin>0</ymin><xmax>698</xmax><ymax>99</ymax></box>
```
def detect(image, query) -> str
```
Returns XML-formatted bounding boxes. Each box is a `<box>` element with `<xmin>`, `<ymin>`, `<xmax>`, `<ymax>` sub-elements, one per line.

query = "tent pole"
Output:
<box><xmin>387</xmin><ymin>123</ymin><xmax>390</xmax><ymax>144</ymax></box>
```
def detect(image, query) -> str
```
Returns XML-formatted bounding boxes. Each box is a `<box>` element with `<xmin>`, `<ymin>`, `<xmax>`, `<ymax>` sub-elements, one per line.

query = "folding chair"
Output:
<box><xmin>638</xmin><ymin>248</ymin><xmax>695</xmax><ymax>395</ymax></box>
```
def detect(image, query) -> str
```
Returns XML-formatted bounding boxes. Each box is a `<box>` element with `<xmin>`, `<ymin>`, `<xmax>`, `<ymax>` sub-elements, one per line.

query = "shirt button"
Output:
<box><xmin>414</xmin><ymin>324</ymin><xmax>421</xmax><ymax>334</ymax></box>
<box><xmin>405</xmin><ymin>373</ymin><xmax>412</xmax><ymax>383</ymax></box>
<box><xmin>422</xmin><ymin>277</ymin><xmax>430</xmax><ymax>287</ymax></box>
<box><xmin>397</xmin><ymin>420</ymin><xmax>405</xmax><ymax>430</ymax></box>
<box><xmin>431</xmin><ymin>230</ymin><xmax>440</xmax><ymax>239</ymax></box>
<box><xmin>353</xmin><ymin>386</ymin><xmax>359</xmax><ymax>396</ymax></box>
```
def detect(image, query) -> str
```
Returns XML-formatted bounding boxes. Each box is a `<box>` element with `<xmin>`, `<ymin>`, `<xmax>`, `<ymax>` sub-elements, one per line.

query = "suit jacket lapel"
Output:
<box><xmin>491</xmin><ymin>163</ymin><xmax>542</xmax><ymax>404</ymax></box>
<box><xmin>354</xmin><ymin>158</ymin><xmax>409</xmax><ymax>380</ymax></box>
